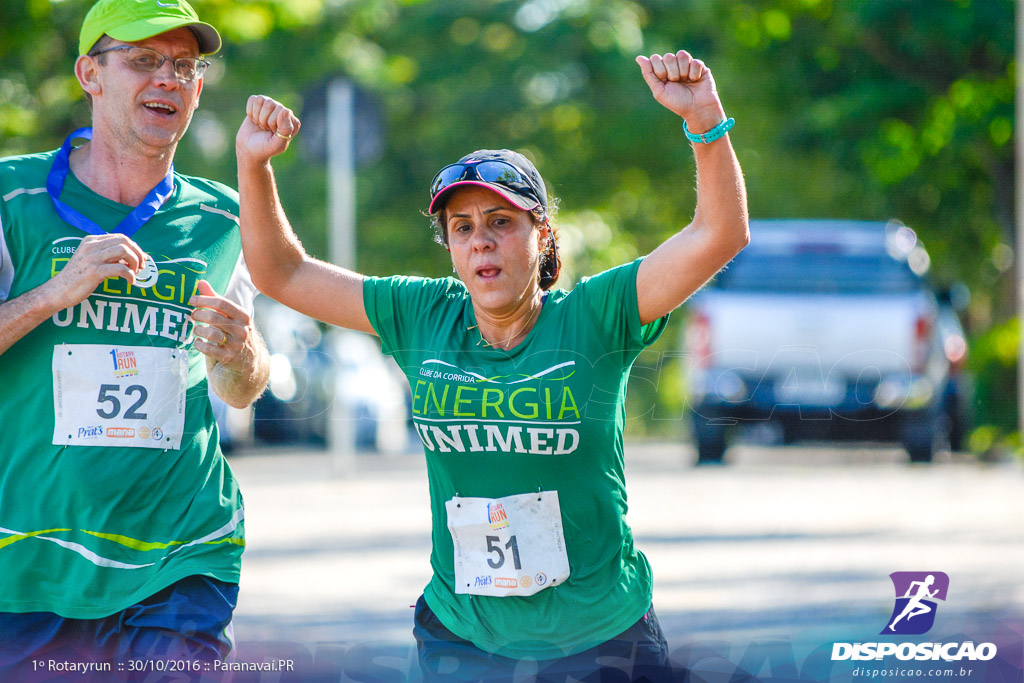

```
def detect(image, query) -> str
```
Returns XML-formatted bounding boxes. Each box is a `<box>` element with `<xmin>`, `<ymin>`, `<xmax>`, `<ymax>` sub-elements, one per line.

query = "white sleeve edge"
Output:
<box><xmin>0</xmin><ymin>209</ymin><xmax>13</xmax><ymax>301</ymax></box>
<box><xmin>222</xmin><ymin>250</ymin><xmax>259</xmax><ymax>316</ymax></box>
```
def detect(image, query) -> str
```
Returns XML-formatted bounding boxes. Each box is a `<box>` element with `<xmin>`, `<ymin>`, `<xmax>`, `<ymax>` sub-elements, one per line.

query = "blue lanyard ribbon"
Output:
<box><xmin>46</xmin><ymin>127</ymin><xmax>175</xmax><ymax>237</ymax></box>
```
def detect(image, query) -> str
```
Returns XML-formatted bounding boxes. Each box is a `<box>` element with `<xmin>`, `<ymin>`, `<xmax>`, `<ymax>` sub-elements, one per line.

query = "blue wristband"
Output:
<box><xmin>683</xmin><ymin>117</ymin><xmax>735</xmax><ymax>144</ymax></box>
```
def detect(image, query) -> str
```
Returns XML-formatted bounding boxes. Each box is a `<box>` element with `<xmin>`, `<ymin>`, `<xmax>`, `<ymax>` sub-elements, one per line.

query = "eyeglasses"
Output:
<box><xmin>429</xmin><ymin>160</ymin><xmax>542</xmax><ymax>207</ymax></box>
<box><xmin>89</xmin><ymin>45</ymin><xmax>210</xmax><ymax>83</ymax></box>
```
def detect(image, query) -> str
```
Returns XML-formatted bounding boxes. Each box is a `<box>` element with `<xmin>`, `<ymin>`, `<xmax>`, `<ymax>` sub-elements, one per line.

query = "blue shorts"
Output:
<box><xmin>413</xmin><ymin>594</ymin><xmax>673</xmax><ymax>682</ymax></box>
<box><xmin>0</xmin><ymin>575</ymin><xmax>237</xmax><ymax>681</ymax></box>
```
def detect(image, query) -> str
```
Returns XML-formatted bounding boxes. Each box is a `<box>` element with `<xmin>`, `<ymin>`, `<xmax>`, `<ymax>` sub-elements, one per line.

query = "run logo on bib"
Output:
<box><xmin>488</xmin><ymin>502</ymin><xmax>509</xmax><ymax>530</ymax></box>
<box><xmin>111</xmin><ymin>348</ymin><xmax>139</xmax><ymax>378</ymax></box>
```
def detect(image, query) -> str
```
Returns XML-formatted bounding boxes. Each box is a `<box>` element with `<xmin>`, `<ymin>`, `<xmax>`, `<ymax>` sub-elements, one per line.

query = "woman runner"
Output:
<box><xmin>234</xmin><ymin>49</ymin><xmax>748</xmax><ymax>681</ymax></box>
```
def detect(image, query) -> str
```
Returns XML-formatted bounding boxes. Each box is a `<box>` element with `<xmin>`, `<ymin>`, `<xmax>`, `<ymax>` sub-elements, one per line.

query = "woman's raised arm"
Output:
<box><xmin>235</xmin><ymin>95</ymin><xmax>373</xmax><ymax>335</ymax></box>
<box><xmin>634</xmin><ymin>51</ymin><xmax>749</xmax><ymax>325</ymax></box>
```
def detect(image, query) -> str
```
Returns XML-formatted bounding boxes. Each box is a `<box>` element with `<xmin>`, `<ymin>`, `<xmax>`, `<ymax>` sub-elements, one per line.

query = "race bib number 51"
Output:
<box><xmin>447</xmin><ymin>490</ymin><xmax>570</xmax><ymax>597</ymax></box>
<box><xmin>52</xmin><ymin>344</ymin><xmax>187</xmax><ymax>450</ymax></box>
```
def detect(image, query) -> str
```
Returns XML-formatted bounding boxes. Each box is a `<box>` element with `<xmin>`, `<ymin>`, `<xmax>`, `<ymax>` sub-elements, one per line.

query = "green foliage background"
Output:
<box><xmin>0</xmin><ymin>0</ymin><xmax>1016</xmax><ymax>439</ymax></box>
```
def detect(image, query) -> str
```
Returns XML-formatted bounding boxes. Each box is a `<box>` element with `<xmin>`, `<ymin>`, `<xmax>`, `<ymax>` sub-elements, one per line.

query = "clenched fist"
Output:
<box><xmin>636</xmin><ymin>50</ymin><xmax>727</xmax><ymax>135</ymax></box>
<box><xmin>236</xmin><ymin>95</ymin><xmax>302</xmax><ymax>164</ymax></box>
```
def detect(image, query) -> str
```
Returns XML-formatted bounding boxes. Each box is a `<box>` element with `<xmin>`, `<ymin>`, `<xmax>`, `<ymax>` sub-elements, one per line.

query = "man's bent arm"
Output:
<box><xmin>205</xmin><ymin>327</ymin><xmax>270</xmax><ymax>409</ymax></box>
<box><xmin>0</xmin><ymin>283</ymin><xmax>68</xmax><ymax>356</ymax></box>
<box><xmin>189</xmin><ymin>279</ymin><xmax>270</xmax><ymax>409</ymax></box>
<box><xmin>0</xmin><ymin>234</ymin><xmax>146</xmax><ymax>355</ymax></box>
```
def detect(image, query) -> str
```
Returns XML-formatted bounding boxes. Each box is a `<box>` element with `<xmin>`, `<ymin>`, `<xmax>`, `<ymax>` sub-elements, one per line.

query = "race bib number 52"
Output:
<box><xmin>447</xmin><ymin>490</ymin><xmax>570</xmax><ymax>597</ymax></box>
<box><xmin>52</xmin><ymin>344</ymin><xmax>187</xmax><ymax>450</ymax></box>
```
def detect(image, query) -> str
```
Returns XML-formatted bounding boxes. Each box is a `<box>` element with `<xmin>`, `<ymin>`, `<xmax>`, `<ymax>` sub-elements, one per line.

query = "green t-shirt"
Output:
<box><xmin>0</xmin><ymin>150</ymin><xmax>253</xmax><ymax>618</ymax></box>
<box><xmin>363</xmin><ymin>258</ymin><xmax>667</xmax><ymax>659</ymax></box>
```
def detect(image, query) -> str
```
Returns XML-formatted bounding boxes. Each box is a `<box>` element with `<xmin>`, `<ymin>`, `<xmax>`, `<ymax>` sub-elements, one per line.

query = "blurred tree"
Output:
<box><xmin>672</xmin><ymin>0</ymin><xmax>1014</xmax><ymax>320</ymax></box>
<box><xmin>1</xmin><ymin>0</ymin><xmax>1011</xmax><ymax>293</ymax></box>
<box><xmin>0</xmin><ymin>0</ymin><xmax>1015</xmax><ymax>429</ymax></box>
<box><xmin>669</xmin><ymin>0</ymin><xmax>1015</xmax><ymax>432</ymax></box>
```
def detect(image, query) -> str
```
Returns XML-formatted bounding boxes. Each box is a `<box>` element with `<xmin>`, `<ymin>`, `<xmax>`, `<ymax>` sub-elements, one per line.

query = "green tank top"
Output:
<box><xmin>0</xmin><ymin>150</ymin><xmax>252</xmax><ymax>618</ymax></box>
<box><xmin>363</xmin><ymin>258</ymin><xmax>667</xmax><ymax>659</ymax></box>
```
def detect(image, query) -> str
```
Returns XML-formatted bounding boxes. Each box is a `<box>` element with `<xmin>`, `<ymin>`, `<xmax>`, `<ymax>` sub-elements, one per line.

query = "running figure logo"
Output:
<box><xmin>882</xmin><ymin>571</ymin><xmax>950</xmax><ymax>635</ymax></box>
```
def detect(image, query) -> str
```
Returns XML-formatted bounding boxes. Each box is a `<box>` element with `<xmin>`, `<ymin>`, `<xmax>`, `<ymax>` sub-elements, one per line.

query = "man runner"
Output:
<box><xmin>0</xmin><ymin>0</ymin><xmax>269</xmax><ymax>674</ymax></box>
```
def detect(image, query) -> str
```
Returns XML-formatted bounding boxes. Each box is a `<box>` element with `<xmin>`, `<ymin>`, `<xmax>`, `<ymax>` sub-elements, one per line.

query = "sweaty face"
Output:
<box><xmin>87</xmin><ymin>27</ymin><xmax>204</xmax><ymax>153</ymax></box>
<box><xmin>444</xmin><ymin>185</ymin><xmax>548</xmax><ymax>313</ymax></box>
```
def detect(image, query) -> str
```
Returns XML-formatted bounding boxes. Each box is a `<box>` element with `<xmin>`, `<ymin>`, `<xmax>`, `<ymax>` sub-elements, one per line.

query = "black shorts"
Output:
<box><xmin>413</xmin><ymin>594</ymin><xmax>673</xmax><ymax>682</ymax></box>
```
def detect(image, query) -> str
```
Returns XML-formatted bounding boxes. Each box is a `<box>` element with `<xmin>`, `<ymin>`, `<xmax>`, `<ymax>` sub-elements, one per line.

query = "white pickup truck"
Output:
<box><xmin>683</xmin><ymin>219</ymin><xmax>968</xmax><ymax>464</ymax></box>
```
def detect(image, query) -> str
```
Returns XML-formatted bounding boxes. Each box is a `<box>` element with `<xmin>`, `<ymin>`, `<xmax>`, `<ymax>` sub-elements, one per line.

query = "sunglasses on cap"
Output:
<box><xmin>428</xmin><ymin>160</ymin><xmax>544</xmax><ymax>213</ymax></box>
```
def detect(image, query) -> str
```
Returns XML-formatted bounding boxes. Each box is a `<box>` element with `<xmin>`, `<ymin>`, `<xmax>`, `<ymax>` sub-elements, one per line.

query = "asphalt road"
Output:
<box><xmin>227</xmin><ymin>442</ymin><xmax>1024</xmax><ymax>681</ymax></box>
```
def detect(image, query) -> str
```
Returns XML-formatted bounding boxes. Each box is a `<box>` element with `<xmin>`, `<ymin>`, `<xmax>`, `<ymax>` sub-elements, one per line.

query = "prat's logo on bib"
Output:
<box><xmin>110</xmin><ymin>348</ymin><xmax>139</xmax><ymax>378</ymax></box>
<box><xmin>77</xmin><ymin>425</ymin><xmax>103</xmax><ymax>439</ymax></box>
<box><xmin>883</xmin><ymin>571</ymin><xmax>950</xmax><ymax>635</ymax></box>
<box><xmin>487</xmin><ymin>502</ymin><xmax>509</xmax><ymax>530</ymax></box>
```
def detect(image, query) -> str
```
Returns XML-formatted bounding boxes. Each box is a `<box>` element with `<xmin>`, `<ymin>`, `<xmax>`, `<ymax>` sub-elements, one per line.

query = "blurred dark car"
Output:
<box><xmin>935</xmin><ymin>285</ymin><xmax>972</xmax><ymax>451</ymax></box>
<box><xmin>683</xmin><ymin>219</ymin><xmax>970</xmax><ymax>464</ymax></box>
<box><xmin>252</xmin><ymin>301</ymin><xmax>332</xmax><ymax>445</ymax></box>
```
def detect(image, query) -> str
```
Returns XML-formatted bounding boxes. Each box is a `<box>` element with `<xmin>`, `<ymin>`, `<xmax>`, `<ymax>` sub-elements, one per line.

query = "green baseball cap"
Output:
<box><xmin>79</xmin><ymin>0</ymin><xmax>221</xmax><ymax>56</ymax></box>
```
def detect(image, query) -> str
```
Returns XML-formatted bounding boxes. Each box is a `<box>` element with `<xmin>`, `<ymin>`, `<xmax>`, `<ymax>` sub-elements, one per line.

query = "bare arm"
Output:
<box><xmin>189</xmin><ymin>279</ymin><xmax>270</xmax><ymax>408</ymax></box>
<box><xmin>0</xmin><ymin>233</ymin><xmax>145</xmax><ymax>355</ymax></box>
<box><xmin>634</xmin><ymin>51</ymin><xmax>749</xmax><ymax>325</ymax></box>
<box><xmin>0</xmin><ymin>286</ymin><xmax>65</xmax><ymax>356</ymax></box>
<box><xmin>235</xmin><ymin>96</ymin><xmax>373</xmax><ymax>335</ymax></box>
